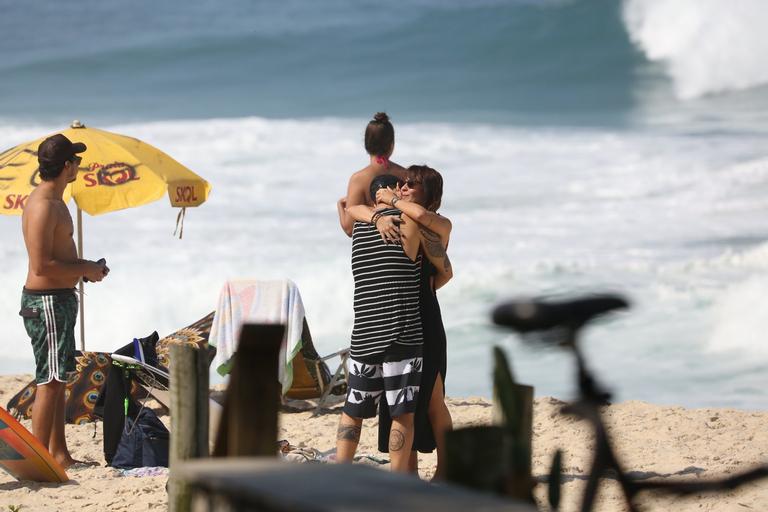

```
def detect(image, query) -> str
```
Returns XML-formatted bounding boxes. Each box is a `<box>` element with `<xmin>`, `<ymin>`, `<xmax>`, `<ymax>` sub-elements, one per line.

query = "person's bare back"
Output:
<box><xmin>348</xmin><ymin>161</ymin><xmax>407</xmax><ymax>207</ymax></box>
<box><xmin>338</xmin><ymin>161</ymin><xmax>407</xmax><ymax>236</ymax></box>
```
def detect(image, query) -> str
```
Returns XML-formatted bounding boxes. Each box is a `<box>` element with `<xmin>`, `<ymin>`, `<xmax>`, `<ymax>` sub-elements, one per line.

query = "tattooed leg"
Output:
<box><xmin>337</xmin><ymin>424</ymin><xmax>362</xmax><ymax>442</ymax></box>
<box><xmin>389</xmin><ymin>413</ymin><xmax>415</xmax><ymax>473</ymax></box>
<box><xmin>389</xmin><ymin>429</ymin><xmax>406</xmax><ymax>451</ymax></box>
<box><xmin>335</xmin><ymin>413</ymin><xmax>363</xmax><ymax>463</ymax></box>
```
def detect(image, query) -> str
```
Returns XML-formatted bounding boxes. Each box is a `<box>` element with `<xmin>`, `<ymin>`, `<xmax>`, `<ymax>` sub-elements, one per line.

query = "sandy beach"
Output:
<box><xmin>1</xmin><ymin>374</ymin><xmax>766</xmax><ymax>511</ymax></box>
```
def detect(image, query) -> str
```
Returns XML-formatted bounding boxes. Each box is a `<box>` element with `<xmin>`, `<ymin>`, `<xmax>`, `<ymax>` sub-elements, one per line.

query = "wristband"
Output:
<box><xmin>391</xmin><ymin>197</ymin><xmax>399</xmax><ymax>208</ymax></box>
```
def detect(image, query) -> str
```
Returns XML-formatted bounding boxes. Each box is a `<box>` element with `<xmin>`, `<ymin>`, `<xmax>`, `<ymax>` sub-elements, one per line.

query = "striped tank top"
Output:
<box><xmin>350</xmin><ymin>208</ymin><xmax>423</xmax><ymax>363</ymax></box>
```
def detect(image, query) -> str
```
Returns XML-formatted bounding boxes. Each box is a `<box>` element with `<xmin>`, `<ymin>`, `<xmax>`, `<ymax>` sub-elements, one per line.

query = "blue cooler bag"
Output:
<box><xmin>111</xmin><ymin>407</ymin><xmax>169</xmax><ymax>469</ymax></box>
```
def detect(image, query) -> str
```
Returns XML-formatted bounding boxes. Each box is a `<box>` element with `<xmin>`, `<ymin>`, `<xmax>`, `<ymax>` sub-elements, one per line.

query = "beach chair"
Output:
<box><xmin>284</xmin><ymin>318</ymin><xmax>349</xmax><ymax>410</ymax></box>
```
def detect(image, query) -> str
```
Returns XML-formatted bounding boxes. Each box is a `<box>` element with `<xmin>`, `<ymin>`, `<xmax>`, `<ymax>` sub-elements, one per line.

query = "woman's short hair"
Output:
<box><xmin>407</xmin><ymin>165</ymin><xmax>443</xmax><ymax>212</ymax></box>
<box><xmin>364</xmin><ymin>112</ymin><xmax>394</xmax><ymax>157</ymax></box>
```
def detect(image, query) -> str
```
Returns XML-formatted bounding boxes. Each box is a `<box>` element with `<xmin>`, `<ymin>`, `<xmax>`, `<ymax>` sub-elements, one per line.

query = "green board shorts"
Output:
<box><xmin>20</xmin><ymin>288</ymin><xmax>78</xmax><ymax>385</ymax></box>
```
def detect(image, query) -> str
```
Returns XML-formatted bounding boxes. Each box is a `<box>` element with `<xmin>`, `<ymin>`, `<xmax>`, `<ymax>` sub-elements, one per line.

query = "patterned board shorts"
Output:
<box><xmin>20</xmin><ymin>288</ymin><xmax>78</xmax><ymax>385</ymax></box>
<box><xmin>342</xmin><ymin>355</ymin><xmax>423</xmax><ymax>419</ymax></box>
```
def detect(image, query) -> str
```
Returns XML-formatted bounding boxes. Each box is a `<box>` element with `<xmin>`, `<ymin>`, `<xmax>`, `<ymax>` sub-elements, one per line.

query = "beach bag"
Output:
<box><xmin>99</xmin><ymin>364</ymin><xmax>144</xmax><ymax>464</ymax></box>
<box><xmin>111</xmin><ymin>408</ymin><xmax>169</xmax><ymax>469</ymax></box>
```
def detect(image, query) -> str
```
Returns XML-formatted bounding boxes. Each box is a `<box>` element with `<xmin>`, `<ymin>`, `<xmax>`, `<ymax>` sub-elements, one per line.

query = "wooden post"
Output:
<box><xmin>169</xmin><ymin>344</ymin><xmax>210</xmax><ymax>512</ymax></box>
<box><xmin>498</xmin><ymin>383</ymin><xmax>534</xmax><ymax>501</ymax></box>
<box><xmin>445</xmin><ymin>426</ymin><xmax>509</xmax><ymax>493</ymax></box>
<box><xmin>446</xmin><ymin>347</ymin><xmax>534</xmax><ymax>501</ymax></box>
<box><xmin>213</xmin><ymin>323</ymin><xmax>284</xmax><ymax>457</ymax></box>
<box><xmin>492</xmin><ymin>346</ymin><xmax>534</xmax><ymax>502</ymax></box>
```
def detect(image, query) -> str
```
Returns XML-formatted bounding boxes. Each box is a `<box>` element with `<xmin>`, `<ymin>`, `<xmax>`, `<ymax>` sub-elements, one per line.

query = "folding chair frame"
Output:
<box><xmin>313</xmin><ymin>347</ymin><xmax>350</xmax><ymax>414</ymax></box>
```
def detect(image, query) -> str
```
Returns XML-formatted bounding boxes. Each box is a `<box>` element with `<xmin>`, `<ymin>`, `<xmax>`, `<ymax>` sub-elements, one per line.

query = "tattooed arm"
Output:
<box><xmin>418</xmin><ymin>224</ymin><xmax>453</xmax><ymax>289</ymax></box>
<box><xmin>401</xmin><ymin>214</ymin><xmax>453</xmax><ymax>289</ymax></box>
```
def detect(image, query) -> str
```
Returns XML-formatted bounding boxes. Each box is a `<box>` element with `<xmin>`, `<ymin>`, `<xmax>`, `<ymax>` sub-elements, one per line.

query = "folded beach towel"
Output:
<box><xmin>210</xmin><ymin>279</ymin><xmax>306</xmax><ymax>394</ymax></box>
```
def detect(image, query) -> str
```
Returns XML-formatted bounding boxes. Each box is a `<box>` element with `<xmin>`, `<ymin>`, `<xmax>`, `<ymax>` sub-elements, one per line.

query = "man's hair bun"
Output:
<box><xmin>373</xmin><ymin>112</ymin><xmax>389</xmax><ymax>124</ymax></box>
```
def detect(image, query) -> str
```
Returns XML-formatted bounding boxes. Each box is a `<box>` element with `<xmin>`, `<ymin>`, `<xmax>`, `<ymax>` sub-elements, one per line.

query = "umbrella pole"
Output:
<box><xmin>77</xmin><ymin>207</ymin><xmax>85</xmax><ymax>351</ymax></box>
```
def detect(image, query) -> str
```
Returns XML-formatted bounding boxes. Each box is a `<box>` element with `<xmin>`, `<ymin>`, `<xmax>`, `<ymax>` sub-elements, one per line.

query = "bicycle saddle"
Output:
<box><xmin>492</xmin><ymin>294</ymin><xmax>629</xmax><ymax>332</ymax></box>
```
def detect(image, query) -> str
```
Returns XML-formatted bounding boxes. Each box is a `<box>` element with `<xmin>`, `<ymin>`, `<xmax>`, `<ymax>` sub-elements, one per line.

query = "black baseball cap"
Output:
<box><xmin>38</xmin><ymin>134</ymin><xmax>87</xmax><ymax>170</ymax></box>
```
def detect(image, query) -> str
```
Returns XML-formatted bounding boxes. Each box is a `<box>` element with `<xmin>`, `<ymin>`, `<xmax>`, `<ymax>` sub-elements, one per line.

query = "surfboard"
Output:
<box><xmin>111</xmin><ymin>353</ymin><xmax>170</xmax><ymax>391</ymax></box>
<box><xmin>0</xmin><ymin>406</ymin><xmax>69</xmax><ymax>482</ymax></box>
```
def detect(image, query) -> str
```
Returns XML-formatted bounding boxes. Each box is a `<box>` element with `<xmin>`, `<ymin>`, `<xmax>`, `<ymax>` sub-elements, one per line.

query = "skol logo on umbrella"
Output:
<box><xmin>25</xmin><ymin>162</ymin><xmax>140</xmax><ymax>189</ymax></box>
<box><xmin>82</xmin><ymin>162</ymin><xmax>140</xmax><ymax>187</ymax></box>
<box><xmin>1</xmin><ymin>161</ymin><xmax>141</xmax><ymax>212</ymax></box>
<box><xmin>3</xmin><ymin>193</ymin><xmax>28</xmax><ymax>211</ymax></box>
<box><xmin>170</xmin><ymin>180</ymin><xmax>205</xmax><ymax>207</ymax></box>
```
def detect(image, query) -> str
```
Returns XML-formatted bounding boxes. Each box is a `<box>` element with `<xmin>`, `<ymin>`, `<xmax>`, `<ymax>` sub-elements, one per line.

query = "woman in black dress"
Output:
<box><xmin>368</xmin><ymin>165</ymin><xmax>453</xmax><ymax>478</ymax></box>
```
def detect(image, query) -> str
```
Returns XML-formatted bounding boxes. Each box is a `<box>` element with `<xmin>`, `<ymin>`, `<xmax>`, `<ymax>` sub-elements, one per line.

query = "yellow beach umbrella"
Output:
<box><xmin>0</xmin><ymin>120</ymin><xmax>212</xmax><ymax>349</ymax></box>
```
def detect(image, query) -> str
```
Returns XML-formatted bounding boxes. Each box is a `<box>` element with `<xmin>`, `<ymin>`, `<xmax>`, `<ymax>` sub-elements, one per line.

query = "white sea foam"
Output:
<box><xmin>623</xmin><ymin>0</ymin><xmax>768</xmax><ymax>99</ymax></box>
<box><xmin>1</xmin><ymin>116</ymin><xmax>767</xmax><ymax>406</ymax></box>
<box><xmin>708</xmin><ymin>276</ymin><xmax>768</xmax><ymax>356</ymax></box>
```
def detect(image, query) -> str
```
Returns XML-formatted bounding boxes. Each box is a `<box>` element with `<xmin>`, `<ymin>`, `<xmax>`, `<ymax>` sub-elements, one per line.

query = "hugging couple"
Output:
<box><xmin>335</xmin><ymin>112</ymin><xmax>454</xmax><ymax>478</ymax></box>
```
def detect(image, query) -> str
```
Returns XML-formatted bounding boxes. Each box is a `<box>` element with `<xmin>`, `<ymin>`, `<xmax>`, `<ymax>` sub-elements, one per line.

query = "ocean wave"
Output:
<box><xmin>2</xmin><ymin>0</ymin><xmax>766</xmax><ymax>125</ymax></box>
<box><xmin>623</xmin><ymin>0</ymin><xmax>768</xmax><ymax>99</ymax></box>
<box><xmin>0</xmin><ymin>0</ymin><xmax>640</xmax><ymax>125</ymax></box>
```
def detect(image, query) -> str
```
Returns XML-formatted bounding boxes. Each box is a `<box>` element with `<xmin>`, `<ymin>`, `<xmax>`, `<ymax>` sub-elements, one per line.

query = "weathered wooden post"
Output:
<box><xmin>445</xmin><ymin>346</ymin><xmax>534</xmax><ymax>502</ymax></box>
<box><xmin>445</xmin><ymin>425</ymin><xmax>509</xmax><ymax>493</ymax></box>
<box><xmin>169</xmin><ymin>343</ymin><xmax>209</xmax><ymax>512</ymax></box>
<box><xmin>213</xmin><ymin>323</ymin><xmax>284</xmax><ymax>457</ymax></box>
<box><xmin>492</xmin><ymin>346</ymin><xmax>534</xmax><ymax>502</ymax></box>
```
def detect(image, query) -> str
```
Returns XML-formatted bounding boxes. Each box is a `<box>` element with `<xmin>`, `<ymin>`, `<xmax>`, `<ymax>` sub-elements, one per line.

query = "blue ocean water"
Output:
<box><xmin>1</xmin><ymin>0</ymin><xmax>767</xmax><ymax>409</ymax></box>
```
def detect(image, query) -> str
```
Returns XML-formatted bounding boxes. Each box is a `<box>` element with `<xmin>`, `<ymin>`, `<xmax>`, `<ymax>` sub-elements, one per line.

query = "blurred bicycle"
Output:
<box><xmin>492</xmin><ymin>293</ymin><xmax>768</xmax><ymax>512</ymax></box>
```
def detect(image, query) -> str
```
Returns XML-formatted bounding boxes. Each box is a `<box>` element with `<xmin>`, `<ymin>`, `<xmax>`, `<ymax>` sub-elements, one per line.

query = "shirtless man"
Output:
<box><xmin>337</xmin><ymin>112</ymin><xmax>406</xmax><ymax>241</ymax></box>
<box><xmin>20</xmin><ymin>134</ymin><xmax>108</xmax><ymax>468</ymax></box>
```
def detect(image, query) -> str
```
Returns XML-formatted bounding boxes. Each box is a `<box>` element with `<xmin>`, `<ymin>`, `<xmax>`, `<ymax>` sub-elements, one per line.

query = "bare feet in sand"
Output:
<box><xmin>57</xmin><ymin>456</ymin><xmax>99</xmax><ymax>470</ymax></box>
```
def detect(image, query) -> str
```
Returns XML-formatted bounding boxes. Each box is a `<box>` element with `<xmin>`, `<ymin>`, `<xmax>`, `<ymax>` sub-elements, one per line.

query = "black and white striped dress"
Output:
<box><xmin>350</xmin><ymin>208</ymin><xmax>423</xmax><ymax>363</ymax></box>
